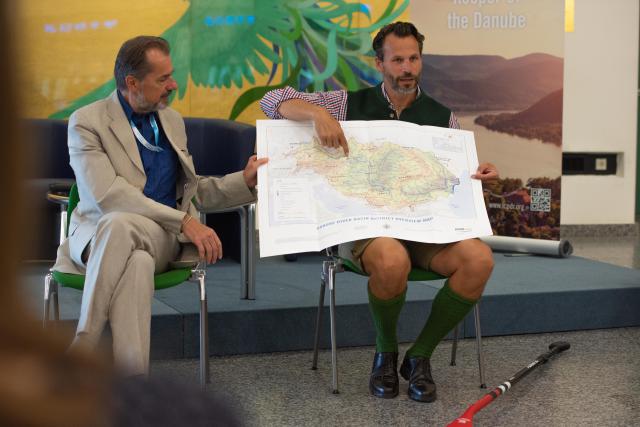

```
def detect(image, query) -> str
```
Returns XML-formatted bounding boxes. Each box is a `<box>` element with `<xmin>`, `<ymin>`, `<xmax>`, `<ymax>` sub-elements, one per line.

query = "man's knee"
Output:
<box><xmin>459</xmin><ymin>240</ymin><xmax>494</xmax><ymax>276</ymax></box>
<box><xmin>96</xmin><ymin>212</ymin><xmax>139</xmax><ymax>238</ymax></box>
<box><xmin>128</xmin><ymin>249</ymin><xmax>154</xmax><ymax>270</ymax></box>
<box><xmin>97</xmin><ymin>211</ymin><xmax>139</xmax><ymax>228</ymax></box>
<box><xmin>366</xmin><ymin>249</ymin><xmax>411</xmax><ymax>282</ymax></box>
<box><xmin>472</xmin><ymin>241</ymin><xmax>494</xmax><ymax>275</ymax></box>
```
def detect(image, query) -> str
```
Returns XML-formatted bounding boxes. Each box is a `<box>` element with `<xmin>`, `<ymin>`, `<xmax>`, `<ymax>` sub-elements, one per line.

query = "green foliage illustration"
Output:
<box><xmin>50</xmin><ymin>0</ymin><xmax>408</xmax><ymax>120</ymax></box>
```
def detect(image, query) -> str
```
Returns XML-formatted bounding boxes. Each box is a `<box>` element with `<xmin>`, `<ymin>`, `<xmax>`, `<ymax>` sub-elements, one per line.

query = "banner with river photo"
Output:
<box><xmin>411</xmin><ymin>0</ymin><xmax>564</xmax><ymax>239</ymax></box>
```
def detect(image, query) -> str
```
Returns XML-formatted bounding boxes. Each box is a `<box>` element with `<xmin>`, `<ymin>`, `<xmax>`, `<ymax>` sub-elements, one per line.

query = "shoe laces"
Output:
<box><xmin>410</xmin><ymin>358</ymin><xmax>433</xmax><ymax>383</ymax></box>
<box><xmin>372</xmin><ymin>353</ymin><xmax>397</xmax><ymax>380</ymax></box>
<box><xmin>380</xmin><ymin>357</ymin><xmax>397</xmax><ymax>379</ymax></box>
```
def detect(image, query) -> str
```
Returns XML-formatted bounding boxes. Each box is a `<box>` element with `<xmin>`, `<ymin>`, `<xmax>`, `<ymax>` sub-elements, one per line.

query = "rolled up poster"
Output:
<box><xmin>480</xmin><ymin>236</ymin><xmax>573</xmax><ymax>258</ymax></box>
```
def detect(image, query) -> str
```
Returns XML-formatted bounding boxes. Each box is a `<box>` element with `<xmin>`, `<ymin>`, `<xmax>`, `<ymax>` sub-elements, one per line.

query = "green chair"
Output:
<box><xmin>311</xmin><ymin>248</ymin><xmax>486</xmax><ymax>394</ymax></box>
<box><xmin>43</xmin><ymin>184</ymin><xmax>210</xmax><ymax>387</ymax></box>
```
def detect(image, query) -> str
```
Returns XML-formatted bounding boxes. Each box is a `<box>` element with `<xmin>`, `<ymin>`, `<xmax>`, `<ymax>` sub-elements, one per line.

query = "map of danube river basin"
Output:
<box><xmin>293</xmin><ymin>137</ymin><xmax>460</xmax><ymax>210</ymax></box>
<box><xmin>256</xmin><ymin>120</ymin><xmax>492</xmax><ymax>258</ymax></box>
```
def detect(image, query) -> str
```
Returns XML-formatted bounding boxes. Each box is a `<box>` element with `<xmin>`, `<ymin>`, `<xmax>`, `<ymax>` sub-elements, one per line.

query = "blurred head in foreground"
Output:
<box><xmin>0</xmin><ymin>3</ymin><xmax>110</xmax><ymax>427</ymax></box>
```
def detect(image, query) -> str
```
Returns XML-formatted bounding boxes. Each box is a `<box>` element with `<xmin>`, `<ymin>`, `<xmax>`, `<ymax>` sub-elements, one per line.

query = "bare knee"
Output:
<box><xmin>466</xmin><ymin>242</ymin><xmax>494</xmax><ymax>277</ymax></box>
<box><xmin>364</xmin><ymin>250</ymin><xmax>410</xmax><ymax>299</ymax></box>
<box><xmin>447</xmin><ymin>240</ymin><xmax>494</xmax><ymax>299</ymax></box>
<box><xmin>367</xmin><ymin>250</ymin><xmax>410</xmax><ymax>281</ymax></box>
<box><xmin>452</xmin><ymin>240</ymin><xmax>492</xmax><ymax>272</ymax></box>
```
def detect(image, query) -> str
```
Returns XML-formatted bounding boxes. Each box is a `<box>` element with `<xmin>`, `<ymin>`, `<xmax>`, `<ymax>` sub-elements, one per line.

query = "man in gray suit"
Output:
<box><xmin>53</xmin><ymin>36</ymin><xmax>267</xmax><ymax>376</ymax></box>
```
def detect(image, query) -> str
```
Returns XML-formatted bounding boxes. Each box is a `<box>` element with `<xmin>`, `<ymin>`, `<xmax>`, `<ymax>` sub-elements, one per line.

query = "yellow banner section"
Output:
<box><xmin>17</xmin><ymin>1</ymin><xmax>409</xmax><ymax>123</ymax></box>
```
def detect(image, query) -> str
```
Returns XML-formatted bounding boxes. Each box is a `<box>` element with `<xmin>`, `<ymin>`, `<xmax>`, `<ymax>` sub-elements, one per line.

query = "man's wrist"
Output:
<box><xmin>181</xmin><ymin>213</ymin><xmax>193</xmax><ymax>231</ymax></box>
<box><xmin>309</xmin><ymin>104</ymin><xmax>327</xmax><ymax>121</ymax></box>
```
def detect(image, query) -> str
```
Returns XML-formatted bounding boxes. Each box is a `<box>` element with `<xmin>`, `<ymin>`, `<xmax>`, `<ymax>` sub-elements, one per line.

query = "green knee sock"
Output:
<box><xmin>406</xmin><ymin>280</ymin><xmax>476</xmax><ymax>359</ymax></box>
<box><xmin>368</xmin><ymin>285</ymin><xmax>406</xmax><ymax>353</ymax></box>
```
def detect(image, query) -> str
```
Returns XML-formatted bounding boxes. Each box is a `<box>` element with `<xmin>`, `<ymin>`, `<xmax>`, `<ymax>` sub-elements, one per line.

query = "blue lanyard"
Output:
<box><xmin>130</xmin><ymin>114</ymin><xmax>163</xmax><ymax>152</ymax></box>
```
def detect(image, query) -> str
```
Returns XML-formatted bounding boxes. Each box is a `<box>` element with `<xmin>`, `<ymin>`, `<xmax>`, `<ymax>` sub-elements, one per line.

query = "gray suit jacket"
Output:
<box><xmin>53</xmin><ymin>91</ymin><xmax>256</xmax><ymax>274</ymax></box>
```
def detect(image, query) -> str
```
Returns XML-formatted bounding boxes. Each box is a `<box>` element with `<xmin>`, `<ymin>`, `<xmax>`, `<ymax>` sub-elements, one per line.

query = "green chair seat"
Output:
<box><xmin>52</xmin><ymin>267</ymin><xmax>194</xmax><ymax>291</ymax></box>
<box><xmin>340</xmin><ymin>258</ymin><xmax>446</xmax><ymax>282</ymax></box>
<box><xmin>51</xmin><ymin>271</ymin><xmax>85</xmax><ymax>290</ymax></box>
<box><xmin>52</xmin><ymin>184</ymin><xmax>195</xmax><ymax>291</ymax></box>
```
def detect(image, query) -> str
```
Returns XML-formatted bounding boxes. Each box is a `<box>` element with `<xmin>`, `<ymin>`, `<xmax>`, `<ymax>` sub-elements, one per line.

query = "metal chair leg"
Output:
<box><xmin>52</xmin><ymin>282</ymin><xmax>60</xmax><ymax>322</ymax></box>
<box><xmin>450</xmin><ymin>321</ymin><xmax>460</xmax><ymax>366</ymax></box>
<box><xmin>237</xmin><ymin>206</ymin><xmax>248</xmax><ymax>299</ymax></box>
<box><xmin>473</xmin><ymin>303</ymin><xmax>486</xmax><ymax>388</ymax></box>
<box><xmin>312</xmin><ymin>275</ymin><xmax>327</xmax><ymax>370</ymax></box>
<box><xmin>196</xmin><ymin>270</ymin><xmax>210</xmax><ymax>388</ymax></box>
<box><xmin>199</xmin><ymin>204</ymin><xmax>255</xmax><ymax>300</ymax></box>
<box><xmin>58</xmin><ymin>208</ymin><xmax>67</xmax><ymax>246</ymax></box>
<box><xmin>43</xmin><ymin>273</ymin><xmax>52</xmax><ymax>328</ymax></box>
<box><xmin>246</xmin><ymin>203</ymin><xmax>256</xmax><ymax>300</ymax></box>
<box><xmin>327</xmin><ymin>262</ymin><xmax>339</xmax><ymax>394</ymax></box>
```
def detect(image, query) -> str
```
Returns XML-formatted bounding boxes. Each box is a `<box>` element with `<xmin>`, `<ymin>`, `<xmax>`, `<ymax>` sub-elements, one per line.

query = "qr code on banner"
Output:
<box><xmin>530</xmin><ymin>188</ymin><xmax>551</xmax><ymax>212</ymax></box>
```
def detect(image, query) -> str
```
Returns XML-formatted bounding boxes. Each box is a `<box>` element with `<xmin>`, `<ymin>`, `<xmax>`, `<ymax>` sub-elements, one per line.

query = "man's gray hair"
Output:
<box><xmin>114</xmin><ymin>36</ymin><xmax>170</xmax><ymax>92</ymax></box>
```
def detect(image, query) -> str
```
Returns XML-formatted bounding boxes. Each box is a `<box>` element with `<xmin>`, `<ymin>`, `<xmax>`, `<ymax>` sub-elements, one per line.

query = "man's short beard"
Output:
<box><xmin>387</xmin><ymin>72</ymin><xmax>420</xmax><ymax>95</ymax></box>
<box><xmin>133</xmin><ymin>90</ymin><xmax>168</xmax><ymax>113</ymax></box>
<box><xmin>394</xmin><ymin>84</ymin><xmax>417</xmax><ymax>95</ymax></box>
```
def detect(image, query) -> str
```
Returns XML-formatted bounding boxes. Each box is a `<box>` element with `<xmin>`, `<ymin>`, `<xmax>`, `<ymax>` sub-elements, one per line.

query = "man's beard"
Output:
<box><xmin>387</xmin><ymin>71</ymin><xmax>420</xmax><ymax>95</ymax></box>
<box><xmin>133</xmin><ymin>90</ymin><xmax>172</xmax><ymax>113</ymax></box>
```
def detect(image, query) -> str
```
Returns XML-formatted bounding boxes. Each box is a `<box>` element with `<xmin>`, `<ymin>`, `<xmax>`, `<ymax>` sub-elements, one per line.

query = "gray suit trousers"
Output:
<box><xmin>71</xmin><ymin>212</ymin><xmax>180</xmax><ymax>376</ymax></box>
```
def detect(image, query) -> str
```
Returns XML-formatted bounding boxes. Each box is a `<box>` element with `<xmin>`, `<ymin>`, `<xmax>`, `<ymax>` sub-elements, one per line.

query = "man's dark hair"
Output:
<box><xmin>114</xmin><ymin>36</ymin><xmax>170</xmax><ymax>92</ymax></box>
<box><xmin>372</xmin><ymin>22</ymin><xmax>425</xmax><ymax>60</ymax></box>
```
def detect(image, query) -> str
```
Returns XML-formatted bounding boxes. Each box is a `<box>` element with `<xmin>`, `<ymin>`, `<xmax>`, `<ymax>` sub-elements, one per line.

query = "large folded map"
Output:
<box><xmin>256</xmin><ymin>120</ymin><xmax>492</xmax><ymax>258</ymax></box>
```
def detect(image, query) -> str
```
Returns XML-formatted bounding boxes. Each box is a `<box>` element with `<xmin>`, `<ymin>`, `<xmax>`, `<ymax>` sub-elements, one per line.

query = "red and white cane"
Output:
<box><xmin>448</xmin><ymin>341</ymin><xmax>571</xmax><ymax>426</ymax></box>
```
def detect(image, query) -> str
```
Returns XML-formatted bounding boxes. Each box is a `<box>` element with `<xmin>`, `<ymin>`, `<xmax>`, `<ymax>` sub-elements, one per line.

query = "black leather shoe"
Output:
<box><xmin>369</xmin><ymin>352</ymin><xmax>399</xmax><ymax>398</ymax></box>
<box><xmin>399</xmin><ymin>355</ymin><xmax>437</xmax><ymax>402</ymax></box>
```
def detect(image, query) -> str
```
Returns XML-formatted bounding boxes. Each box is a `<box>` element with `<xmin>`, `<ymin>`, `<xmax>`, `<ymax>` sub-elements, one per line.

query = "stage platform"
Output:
<box><xmin>19</xmin><ymin>253</ymin><xmax>640</xmax><ymax>360</ymax></box>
